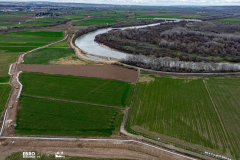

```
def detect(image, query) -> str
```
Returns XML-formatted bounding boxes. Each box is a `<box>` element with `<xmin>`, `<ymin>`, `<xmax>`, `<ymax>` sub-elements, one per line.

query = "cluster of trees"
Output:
<box><xmin>191</xmin><ymin>21</ymin><xmax>240</xmax><ymax>34</ymax></box>
<box><xmin>198</xmin><ymin>13</ymin><xmax>240</xmax><ymax>21</ymax></box>
<box><xmin>122</xmin><ymin>54</ymin><xmax>240</xmax><ymax>73</ymax></box>
<box><xmin>95</xmin><ymin>22</ymin><xmax>240</xmax><ymax>63</ymax></box>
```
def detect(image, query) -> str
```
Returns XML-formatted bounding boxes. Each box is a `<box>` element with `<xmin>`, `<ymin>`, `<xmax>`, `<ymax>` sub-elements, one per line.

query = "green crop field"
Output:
<box><xmin>215</xmin><ymin>18</ymin><xmax>240</xmax><ymax>23</ymax></box>
<box><xmin>73</xmin><ymin>17</ymin><xmax>116</xmax><ymax>26</ymax></box>
<box><xmin>30</xmin><ymin>17</ymin><xmax>66</xmax><ymax>22</ymax></box>
<box><xmin>23</xmin><ymin>48</ymin><xmax>74</xmax><ymax>64</ymax></box>
<box><xmin>136</xmin><ymin>13</ymin><xmax>200</xmax><ymax>18</ymax></box>
<box><xmin>63</xmin><ymin>15</ymin><xmax>82</xmax><ymax>19</ymax></box>
<box><xmin>0</xmin><ymin>84</ymin><xmax>11</xmax><ymax>115</ymax></box>
<box><xmin>0</xmin><ymin>76</ymin><xmax>10</xmax><ymax>83</ymax></box>
<box><xmin>127</xmin><ymin>73</ymin><xmax>235</xmax><ymax>158</ymax></box>
<box><xmin>16</xmin><ymin>96</ymin><xmax>123</xmax><ymax>137</ymax></box>
<box><xmin>0</xmin><ymin>52</ymin><xmax>19</xmax><ymax>81</ymax></box>
<box><xmin>49</xmin><ymin>39</ymin><xmax>68</xmax><ymax>47</ymax></box>
<box><xmin>19</xmin><ymin>23</ymin><xmax>56</xmax><ymax>26</ymax></box>
<box><xmin>0</xmin><ymin>46</ymin><xmax>36</xmax><ymax>52</ymax></box>
<box><xmin>205</xmin><ymin>77</ymin><xmax>240</xmax><ymax>159</ymax></box>
<box><xmin>6</xmin><ymin>151</ymin><xmax>130</xmax><ymax>160</ymax></box>
<box><xmin>117</xmin><ymin>19</ymin><xmax>138</xmax><ymax>22</ymax></box>
<box><xmin>102</xmin><ymin>13</ymin><xmax>126</xmax><ymax>17</ymax></box>
<box><xmin>0</xmin><ymin>30</ymin><xmax>63</xmax><ymax>81</ymax></box>
<box><xmin>20</xmin><ymin>72</ymin><xmax>135</xmax><ymax>108</ymax></box>
<box><xmin>136</xmin><ymin>13</ymin><xmax>182</xmax><ymax>18</ymax></box>
<box><xmin>0</xmin><ymin>22</ymin><xmax>18</xmax><ymax>26</ymax></box>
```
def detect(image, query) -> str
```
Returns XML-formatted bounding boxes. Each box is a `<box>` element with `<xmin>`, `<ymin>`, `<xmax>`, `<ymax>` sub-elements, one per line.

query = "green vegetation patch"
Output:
<box><xmin>128</xmin><ymin>74</ymin><xmax>230</xmax><ymax>156</ymax></box>
<box><xmin>102</xmin><ymin>13</ymin><xmax>126</xmax><ymax>17</ymax></box>
<box><xmin>0</xmin><ymin>42</ymin><xmax>48</xmax><ymax>47</ymax></box>
<box><xmin>49</xmin><ymin>39</ymin><xmax>68</xmax><ymax>47</ymax></box>
<box><xmin>63</xmin><ymin>15</ymin><xmax>82</xmax><ymax>19</ymax></box>
<box><xmin>0</xmin><ymin>22</ymin><xmax>18</xmax><ymax>26</ymax></box>
<box><xmin>9</xmin><ymin>30</ymin><xmax>63</xmax><ymax>38</ymax></box>
<box><xmin>0</xmin><ymin>84</ymin><xmax>11</xmax><ymax>115</ymax></box>
<box><xmin>215</xmin><ymin>18</ymin><xmax>240</xmax><ymax>23</ymax></box>
<box><xmin>0</xmin><ymin>76</ymin><xmax>10</xmax><ymax>83</ymax></box>
<box><xmin>136</xmin><ymin>13</ymin><xmax>199</xmax><ymax>19</ymax></box>
<box><xmin>73</xmin><ymin>17</ymin><xmax>116</xmax><ymax>26</ymax></box>
<box><xmin>23</xmin><ymin>48</ymin><xmax>73</xmax><ymax>64</ymax></box>
<box><xmin>0</xmin><ymin>52</ymin><xmax>20</xmax><ymax>78</ymax></box>
<box><xmin>0</xmin><ymin>46</ymin><xmax>36</xmax><ymax>52</ymax></box>
<box><xmin>19</xmin><ymin>23</ymin><xmax>56</xmax><ymax>26</ymax></box>
<box><xmin>136</xmin><ymin>13</ymin><xmax>182</xmax><ymax>18</ymax></box>
<box><xmin>16</xmin><ymin>96</ymin><xmax>123</xmax><ymax>137</ymax></box>
<box><xmin>205</xmin><ymin>77</ymin><xmax>240</xmax><ymax>159</ymax></box>
<box><xmin>20</xmin><ymin>72</ymin><xmax>135</xmax><ymax>108</ymax></box>
<box><xmin>30</xmin><ymin>17</ymin><xmax>66</xmax><ymax>22</ymax></box>
<box><xmin>0</xmin><ymin>30</ymin><xmax>63</xmax><ymax>78</ymax></box>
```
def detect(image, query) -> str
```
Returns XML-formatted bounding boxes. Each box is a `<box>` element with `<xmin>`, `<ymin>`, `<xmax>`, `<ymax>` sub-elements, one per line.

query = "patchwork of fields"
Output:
<box><xmin>20</xmin><ymin>72</ymin><xmax>135</xmax><ymax>108</ymax></box>
<box><xmin>127</xmin><ymin>73</ymin><xmax>240</xmax><ymax>159</ymax></box>
<box><xmin>0</xmin><ymin>30</ymin><xmax>63</xmax><ymax>82</ymax></box>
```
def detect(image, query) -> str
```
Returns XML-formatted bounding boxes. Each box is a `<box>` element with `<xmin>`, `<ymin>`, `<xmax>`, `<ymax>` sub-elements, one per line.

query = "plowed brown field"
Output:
<box><xmin>17</xmin><ymin>64</ymin><xmax>138</xmax><ymax>83</ymax></box>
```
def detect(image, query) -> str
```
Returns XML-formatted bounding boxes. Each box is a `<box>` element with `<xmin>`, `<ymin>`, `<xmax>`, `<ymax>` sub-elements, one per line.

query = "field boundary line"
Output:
<box><xmin>0</xmin><ymin>136</ymin><xmax>197</xmax><ymax>160</ymax></box>
<box><xmin>21</xmin><ymin>94</ymin><xmax>125</xmax><ymax>110</ymax></box>
<box><xmin>203</xmin><ymin>79</ymin><xmax>231</xmax><ymax>150</ymax></box>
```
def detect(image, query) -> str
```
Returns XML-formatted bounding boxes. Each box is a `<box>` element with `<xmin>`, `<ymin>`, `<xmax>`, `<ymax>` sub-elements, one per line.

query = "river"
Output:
<box><xmin>75</xmin><ymin>19</ymin><xmax>189</xmax><ymax>60</ymax></box>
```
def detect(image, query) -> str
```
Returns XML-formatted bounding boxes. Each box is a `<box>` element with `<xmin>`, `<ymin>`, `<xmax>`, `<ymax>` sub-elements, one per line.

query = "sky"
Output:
<box><xmin>4</xmin><ymin>0</ymin><xmax>240</xmax><ymax>5</ymax></box>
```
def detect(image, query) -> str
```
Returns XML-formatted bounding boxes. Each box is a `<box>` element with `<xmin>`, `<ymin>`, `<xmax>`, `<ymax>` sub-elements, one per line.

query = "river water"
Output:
<box><xmin>75</xmin><ymin>20</ymin><xmax>185</xmax><ymax>59</ymax></box>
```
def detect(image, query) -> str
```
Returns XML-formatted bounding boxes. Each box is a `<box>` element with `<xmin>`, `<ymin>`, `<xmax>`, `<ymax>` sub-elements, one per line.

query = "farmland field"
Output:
<box><xmin>49</xmin><ymin>39</ymin><xmax>68</xmax><ymax>47</ymax></box>
<box><xmin>73</xmin><ymin>17</ymin><xmax>116</xmax><ymax>26</ymax></box>
<box><xmin>19</xmin><ymin>23</ymin><xmax>56</xmax><ymax>26</ymax></box>
<box><xmin>63</xmin><ymin>15</ymin><xmax>82</xmax><ymax>19</ymax></box>
<box><xmin>0</xmin><ymin>84</ymin><xmax>11</xmax><ymax>115</ymax></box>
<box><xmin>30</xmin><ymin>17</ymin><xmax>66</xmax><ymax>22</ymax></box>
<box><xmin>20</xmin><ymin>72</ymin><xmax>135</xmax><ymax>107</ymax></box>
<box><xmin>23</xmin><ymin>48</ymin><xmax>75</xmax><ymax>64</ymax></box>
<box><xmin>0</xmin><ymin>30</ymin><xmax>64</xmax><ymax>81</ymax></box>
<box><xmin>215</xmin><ymin>18</ymin><xmax>240</xmax><ymax>23</ymax></box>
<box><xmin>127</xmin><ymin>73</ymin><xmax>234</xmax><ymax>158</ymax></box>
<box><xmin>136</xmin><ymin>13</ymin><xmax>200</xmax><ymax>18</ymax></box>
<box><xmin>16</xmin><ymin>96</ymin><xmax>123</xmax><ymax>137</ymax></box>
<box><xmin>205</xmin><ymin>77</ymin><xmax>240</xmax><ymax>159</ymax></box>
<box><xmin>0</xmin><ymin>52</ymin><xmax>19</xmax><ymax>81</ymax></box>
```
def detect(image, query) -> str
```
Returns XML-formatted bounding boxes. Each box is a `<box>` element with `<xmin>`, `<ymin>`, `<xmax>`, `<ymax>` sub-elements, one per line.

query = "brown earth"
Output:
<box><xmin>17</xmin><ymin>64</ymin><xmax>138</xmax><ymax>83</ymax></box>
<box><xmin>0</xmin><ymin>138</ymin><xmax>192</xmax><ymax>160</ymax></box>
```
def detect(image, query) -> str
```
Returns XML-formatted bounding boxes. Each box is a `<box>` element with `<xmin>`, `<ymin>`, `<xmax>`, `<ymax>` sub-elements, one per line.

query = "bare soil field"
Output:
<box><xmin>17</xmin><ymin>64</ymin><xmax>138</xmax><ymax>83</ymax></box>
<box><xmin>0</xmin><ymin>138</ymin><xmax>191</xmax><ymax>160</ymax></box>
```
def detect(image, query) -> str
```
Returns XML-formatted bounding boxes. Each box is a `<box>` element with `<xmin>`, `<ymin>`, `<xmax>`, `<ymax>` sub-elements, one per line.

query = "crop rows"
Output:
<box><xmin>128</xmin><ymin>74</ymin><xmax>235</xmax><ymax>158</ymax></box>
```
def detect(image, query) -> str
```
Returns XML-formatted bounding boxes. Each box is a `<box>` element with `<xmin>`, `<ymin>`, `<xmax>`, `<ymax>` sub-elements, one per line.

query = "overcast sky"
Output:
<box><xmin>5</xmin><ymin>0</ymin><xmax>240</xmax><ymax>5</ymax></box>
